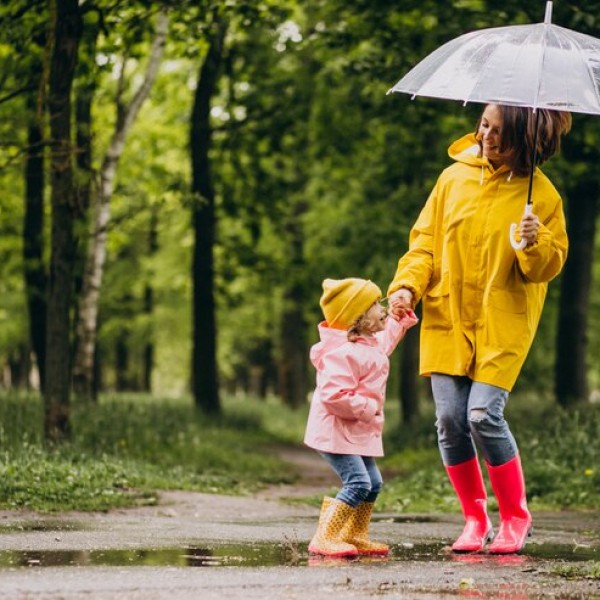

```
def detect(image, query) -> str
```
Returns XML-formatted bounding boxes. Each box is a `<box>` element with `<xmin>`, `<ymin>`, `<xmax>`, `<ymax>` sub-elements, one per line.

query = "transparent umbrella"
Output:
<box><xmin>387</xmin><ymin>1</ymin><xmax>600</xmax><ymax>249</ymax></box>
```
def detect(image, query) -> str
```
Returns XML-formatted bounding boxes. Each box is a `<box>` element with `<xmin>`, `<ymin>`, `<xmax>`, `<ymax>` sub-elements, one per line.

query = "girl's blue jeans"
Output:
<box><xmin>431</xmin><ymin>373</ymin><xmax>518</xmax><ymax>467</ymax></box>
<box><xmin>319</xmin><ymin>452</ymin><xmax>383</xmax><ymax>508</ymax></box>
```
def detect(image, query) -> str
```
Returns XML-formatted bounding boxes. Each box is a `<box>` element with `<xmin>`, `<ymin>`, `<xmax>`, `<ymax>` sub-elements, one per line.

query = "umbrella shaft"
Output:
<box><xmin>526</xmin><ymin>109</ymin><xmax>541</xmax><ymax>205</ymax></box>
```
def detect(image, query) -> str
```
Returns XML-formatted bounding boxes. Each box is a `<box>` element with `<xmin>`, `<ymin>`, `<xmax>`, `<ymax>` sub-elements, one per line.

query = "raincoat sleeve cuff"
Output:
<box><xmin>399</xmin><ymin>309</ymin><xmax>419</xmax><ymax>330</ymax></box>
<box><xmin>380</xmin><ymin>310</ymin><xmax>419</xmax><ymax>355</ymax></box>
<box><xmin>515</xmin><ymin>223</ymin><xmax>567</xmax><ymax>283</ymax></box>
<box><xmin>520</xmin><ymin>223</ymin><xmax>552</xmax><ymax>252</ymax></box>
<box><xmin>358</xmin><ymin>399</ymin><xmax>379</xmax><ymax>422</ymax></box>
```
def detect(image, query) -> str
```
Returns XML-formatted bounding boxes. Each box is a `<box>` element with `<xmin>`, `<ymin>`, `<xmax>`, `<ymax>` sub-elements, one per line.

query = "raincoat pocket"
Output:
<box><xmin>422</xmin><ymin>279</ymin><xmax>451</xmax><ymax>330</ymax></box>
<box><xmin>340</xmin><ymin>417</ymin><xmax>377</xmax><ymax>445</ymax></box>
<box><xmin>486</xmin><ymin>287</ymin><xmax>529</xmax><ymax>350</ymax></box>
<box><xmin>488</xmin><ymin>287</ymin><xmax>526</xmax><ymax>315</ymax></box>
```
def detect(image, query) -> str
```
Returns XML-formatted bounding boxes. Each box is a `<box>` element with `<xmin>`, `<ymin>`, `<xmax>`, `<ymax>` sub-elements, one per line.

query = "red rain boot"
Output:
<box><xmin>445</xmin><ymin>457</ymin><xmax>494</xmax><ymax>552</ymax></box>
<box><xmin>486</xmin><ymin>455</ymin><xmax>532</xmax><ymax>554</ymax></box>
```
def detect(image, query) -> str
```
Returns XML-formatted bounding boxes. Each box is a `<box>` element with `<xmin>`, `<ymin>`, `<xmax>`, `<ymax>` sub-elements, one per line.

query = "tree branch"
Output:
<box><xmin>0</xmin><ymin>85</ymin><xmax>37</xmax><ymax>105</ymax></box>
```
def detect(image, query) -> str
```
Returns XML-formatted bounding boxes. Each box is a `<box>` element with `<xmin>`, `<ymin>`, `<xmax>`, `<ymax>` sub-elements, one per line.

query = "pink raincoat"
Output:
<box><xmin>304</xmin><ymin>312</ymin><xmax>418</xmax><ymax>457</ymax></box>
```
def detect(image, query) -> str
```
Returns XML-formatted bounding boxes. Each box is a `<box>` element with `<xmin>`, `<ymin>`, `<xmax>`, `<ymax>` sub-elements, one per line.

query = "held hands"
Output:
<box><xmin>388</xmin><ymin>288</ymin><xmax>414</xmax><ymax>321</ymax></box>
<box><xmin>519</xmin><ymin>211</ymin><xmax>540</xmax><ymax>245</ymax></box>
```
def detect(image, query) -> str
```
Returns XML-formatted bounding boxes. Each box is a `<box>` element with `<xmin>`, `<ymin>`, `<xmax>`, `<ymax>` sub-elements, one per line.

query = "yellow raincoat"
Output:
<box><xmin>388</xmin><ymin>133</ymin><xmax>568</xmax><ymax>391</ymax></box>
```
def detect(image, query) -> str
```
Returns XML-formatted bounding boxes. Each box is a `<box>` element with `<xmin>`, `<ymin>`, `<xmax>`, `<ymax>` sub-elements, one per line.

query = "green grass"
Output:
<box><xmin>0</xmin><ymin>391</ymin><xmax>598</xmax><ymax>513</ymax></box>
<box><xmin>0</xmin><ymin>393</ymin><xmax>300</xmax><ymax>512</ymax></box>
<box><xmin>378</xmin><ymin>397</ymin><xmax>600</xmax><ymax>513</ymax></box>
<box><xmin>551</xmin><ymin>562</ymin><xmax>600</xmax><ymax>580</ymax></box>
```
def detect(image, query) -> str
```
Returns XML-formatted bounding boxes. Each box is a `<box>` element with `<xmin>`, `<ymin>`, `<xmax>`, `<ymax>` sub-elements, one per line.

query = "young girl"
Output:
<box><xmin>304</xmin><ymin>277</ymin><xmax>418</xmax><ymax>558</ymax></box>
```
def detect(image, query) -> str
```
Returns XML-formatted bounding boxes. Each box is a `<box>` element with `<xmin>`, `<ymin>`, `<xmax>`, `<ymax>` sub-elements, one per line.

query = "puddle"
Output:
<box><xmin>0</xmin><ymin>543</ymin><xmax>296</xmax><ymax>568</ymax></box>
<box><xmin>391</xmin><ymin>541</ymin><xmax>599</xmax><ymax>562</ymax></box>
<box><xmin>521</xmin><ymin>542</ymin><xmax>598</xmax><ymax>561</ymax></box>
<box><xmin>0</xmin><ymin>541</ymin><xmax>596</xmax><ymax>568</ymax></box>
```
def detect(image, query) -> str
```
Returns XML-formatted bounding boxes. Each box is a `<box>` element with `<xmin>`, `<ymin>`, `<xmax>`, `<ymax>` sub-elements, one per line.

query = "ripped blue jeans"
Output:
<box><xmin>431</xmin><ymin>374</ymin><xmax>518</xmax><ymax>467</ymax></box>
<box><xmin>319</xmin><ymin>452</ymin><xmax>383</xmax><ymax>508</ymax></box>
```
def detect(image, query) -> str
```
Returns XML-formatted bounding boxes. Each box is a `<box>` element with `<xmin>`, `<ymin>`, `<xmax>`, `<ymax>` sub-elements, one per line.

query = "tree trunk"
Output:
<box><xmin>24</xmin><ymin>79</ymin><xmax>47</xmax><ymax>390</ymax></box>
<box><xmin>8</xmin><ymin>345</ymin><xmax>31</xmax><ymax>390</ymax></box>
<box><xmin>44</xmin><ymin>0</ymin><xmax>83</xmax><ymax>443</ymax></box>
<box><xmin>142</xmin><ymin>304</ymin><xmax>154</xmax><ymax>391</ymax></box>
<box><xmin>71</xmin><ymin>22</ymin><xmax>99</xmax><ymax>399</ymax></box>
<box><xmin>74</xmin><ymin>17</ymin><xmax>99</xmax><ymax>220</ymax></box>
<box><xmin>555</xmin><ymin>181</ymin><xmax>598</xmax><ymax>407</ymax></box>
<box><xmin>72</xmin><ymin>10</ymin><xmax>168</xmax><ymax>401</ymax></box>
<box><xmin>399</xmin><ymin>320</ymin><xmax>421</xmax><ymax>424</ymax></box>
<box><xmin>190</xmin><ymin>13</ymin><xmax>227</xmax><ymax>415</ymax></box>
<box><xmin>115</xmin><ymin>331</ymin><xmax>130</xmax><ymax>391</ymax></box>
<box><xmin>278</xmin><ymin>201</ymin><xmax>308</xmax><ymax>409</ymax></box>
<box><xmin>279</xmin><ymin>296</ymin><xmax>308</xmax><ymax>408</ymax></box>
<box><xmin>142</xmin><ymin>209</ymin><xmax>158</xmax><ymax>392</ymax></box>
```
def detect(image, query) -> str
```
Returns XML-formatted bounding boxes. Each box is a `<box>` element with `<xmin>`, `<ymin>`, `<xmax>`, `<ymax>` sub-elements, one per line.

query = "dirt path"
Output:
<box><xmin>0</xmin><ymin>444</ymin><xmax>598</xmax><ymax>599</ymax></box>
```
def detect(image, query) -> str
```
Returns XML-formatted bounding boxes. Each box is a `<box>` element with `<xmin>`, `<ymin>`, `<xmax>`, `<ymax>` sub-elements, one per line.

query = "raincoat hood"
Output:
<box><xmin>448</xmin><ymin>132</ymin><xmax>513</xmax><ymax>175</ymax></box>
<box><xmin>310</xmin><ymin>322</ymin><xmax>378</xmax><ymax>370</ymax></box>
<box><xmin>448</xmin><ymin>133</ymin><xmax>484</xmax><ymax>166</ymax></box>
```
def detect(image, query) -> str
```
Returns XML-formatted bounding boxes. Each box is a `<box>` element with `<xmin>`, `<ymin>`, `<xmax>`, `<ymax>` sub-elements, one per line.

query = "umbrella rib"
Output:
<box><xmin>532</xmin><ymin>24</ymin><xmax>548</xmax><ymax>112</ymax></box>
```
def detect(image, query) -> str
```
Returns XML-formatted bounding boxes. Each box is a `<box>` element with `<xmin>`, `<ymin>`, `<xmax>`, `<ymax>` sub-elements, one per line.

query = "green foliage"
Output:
<box><xmin>0</xmin><ymin>392</ymin><xmax>598</xmax><ymax>513</ymax></box>
<box><xmin>0</xmin><ymin>393</ymin><xmax>297</xmax><ymax>511</ymax></box>
<box><xmin>0</xmin><ymin>449</ymin><xmax>155</xmax><ymax>512</ymax></box>
<box><xmin>378</xmin><ymin>397</ymin><xmax>600</xmax><ymax>513</ymax></box>
<box><xmin>552</xmin><ymin>562</ymin><xmax>600</xmax><ymax>581</ymax></box>
<box><xmin>0</xmin><ymin>0</ymin><xmax>600</xmax><ymax>406</ymax></box>
<box><xmin>515</xmin><ymin>406</ymin><xmax>600</xmax><ymax>508</ymax></box>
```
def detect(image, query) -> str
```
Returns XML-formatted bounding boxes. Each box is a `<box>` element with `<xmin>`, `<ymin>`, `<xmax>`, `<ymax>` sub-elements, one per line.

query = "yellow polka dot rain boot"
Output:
<box><xmin>308</xmin><ymin>497</ymin><xmax>358</xmax><ymax>558</ymax></box>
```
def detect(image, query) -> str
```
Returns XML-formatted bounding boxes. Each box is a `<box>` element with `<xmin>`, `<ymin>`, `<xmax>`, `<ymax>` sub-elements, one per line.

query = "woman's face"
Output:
<box><xmin>478</xmin><ymin>104</ymin><xmax>504</xmax><ymax>166</ymax></box>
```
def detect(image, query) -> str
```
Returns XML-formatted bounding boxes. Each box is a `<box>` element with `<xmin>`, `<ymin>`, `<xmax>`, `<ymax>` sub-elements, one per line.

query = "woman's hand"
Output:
<box><xmin>389</xmin><ymin>288</ymin><xmax>414</xmax><ymax>319</ymax></box>
<box><xmin>519</xmin><ymin>211</ymin><xmax>540</xmax><ymax>245</ymax></box>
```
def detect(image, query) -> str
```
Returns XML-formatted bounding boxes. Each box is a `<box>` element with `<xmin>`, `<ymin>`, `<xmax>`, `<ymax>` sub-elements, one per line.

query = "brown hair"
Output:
<box><xmin>476</xmin><ymin>105</ymin><xmax>572</xmax><ymax>177</ymax></box>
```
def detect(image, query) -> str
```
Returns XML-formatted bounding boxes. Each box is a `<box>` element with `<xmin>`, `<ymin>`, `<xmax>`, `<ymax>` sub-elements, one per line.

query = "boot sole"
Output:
<box><xmin>308</xmin><ymin>544</ymin><xmax>358</xmax><ymax>558</ymax></box>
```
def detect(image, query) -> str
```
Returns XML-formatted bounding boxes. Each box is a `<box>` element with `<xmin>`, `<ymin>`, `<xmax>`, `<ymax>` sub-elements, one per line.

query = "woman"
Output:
<box><xmin>388</xmin><ymin>104</ymin><xmax>571</xmax><ymax>554</ymax></box>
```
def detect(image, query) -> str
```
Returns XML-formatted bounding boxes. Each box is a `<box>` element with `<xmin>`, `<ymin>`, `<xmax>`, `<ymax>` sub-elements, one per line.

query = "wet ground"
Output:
<box><xmin>0</xmin><ymin>446</ymin><xmax>598</xmax><ymax>599</ymax></box>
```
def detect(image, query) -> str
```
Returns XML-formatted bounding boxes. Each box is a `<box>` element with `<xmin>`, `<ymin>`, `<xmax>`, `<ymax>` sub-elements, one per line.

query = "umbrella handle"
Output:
<box><xmin>509</xmin><ymin>204</ymin><xmax>533</xmax><ymax>250</ymax></box>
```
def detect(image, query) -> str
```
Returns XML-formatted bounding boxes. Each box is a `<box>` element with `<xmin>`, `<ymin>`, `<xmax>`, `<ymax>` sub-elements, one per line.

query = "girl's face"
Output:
<box><xmin>477</xmin><ymin>104</ymin><xmax>504</xmax><ymax>166</ymax></box>
<box><xmin>361</xmin><ymin>302</ymin><xmax>387</xmax><ymax>334</ymax></box>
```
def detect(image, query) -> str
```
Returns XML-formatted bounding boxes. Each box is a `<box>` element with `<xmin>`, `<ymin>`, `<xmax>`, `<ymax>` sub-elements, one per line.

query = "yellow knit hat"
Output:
<box><xmin>320</xmin><ymin>278</ymin><xmax>382</xmax><ymax>329</ymax></box>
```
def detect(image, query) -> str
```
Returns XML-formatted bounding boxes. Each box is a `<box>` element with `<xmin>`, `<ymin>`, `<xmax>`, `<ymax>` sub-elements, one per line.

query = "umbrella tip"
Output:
<box><xmin>544</xmin><ymin>1</ymin><xmax>553</xmax><ymax>24</ymax></box>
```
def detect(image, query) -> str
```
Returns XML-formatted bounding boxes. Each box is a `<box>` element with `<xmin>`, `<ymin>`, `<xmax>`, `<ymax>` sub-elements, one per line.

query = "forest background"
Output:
<box><xmin>0</xmin><ymin>0</ymin><xmax>598</xmax><ymax>512</ymax></box>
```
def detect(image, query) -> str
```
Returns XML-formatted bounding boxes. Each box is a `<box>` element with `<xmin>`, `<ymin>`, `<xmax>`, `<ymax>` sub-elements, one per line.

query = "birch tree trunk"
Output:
<box><xmin>44</xmin><ymin>0</ymin><xmax>82</xmax><ymax>443</ymax></box>
<box><xmin>72</xmin><ymin>10</ymin><xmax>168</xmax><ymax>400</ymax></box>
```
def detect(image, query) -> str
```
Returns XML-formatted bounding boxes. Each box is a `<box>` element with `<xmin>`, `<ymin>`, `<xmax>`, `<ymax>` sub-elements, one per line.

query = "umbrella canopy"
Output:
<box><xmin>387</xmin><ymin>1</ymin><xmax>600</xmax><ymax>249</ymax></box>
<box><xmin>387</xmin><ymin>2</ymin><xmax>600</xmax><ymax>115</ymax></box>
